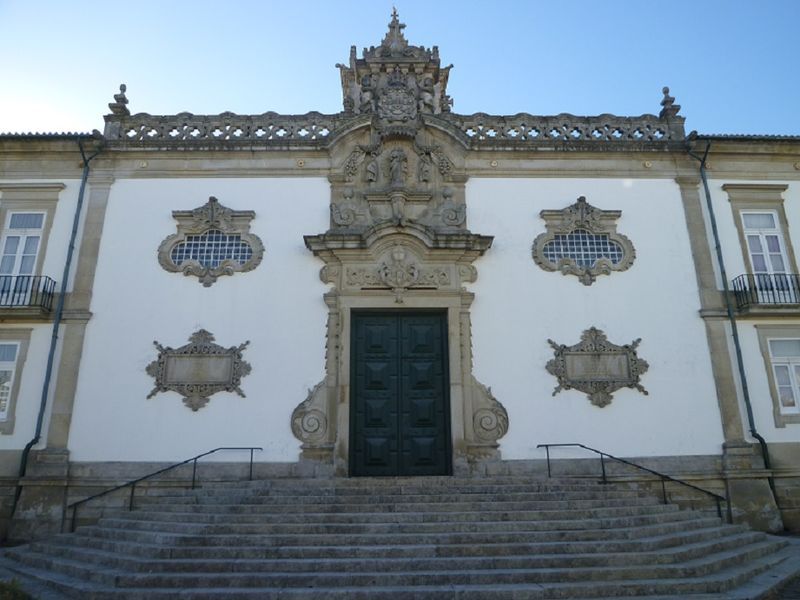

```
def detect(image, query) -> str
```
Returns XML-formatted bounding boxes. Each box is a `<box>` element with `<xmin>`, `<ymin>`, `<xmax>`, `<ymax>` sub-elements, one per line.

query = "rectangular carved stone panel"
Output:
<box><xmin>564</xmin><ymin>353</ymin><xmax>630</xmax><ymax>382</ymax></box>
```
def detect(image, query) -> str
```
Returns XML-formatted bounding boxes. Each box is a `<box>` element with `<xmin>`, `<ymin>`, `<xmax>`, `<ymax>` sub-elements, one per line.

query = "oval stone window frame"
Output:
<box><xmin>158</xmin><ymin>196</ymin><xmax>264</xmax><ymax>287</ymax></box>
<box><xmin>532</xmin><ymin>196</ymin><xmax>635</xmax><ymax>286</ymax></box>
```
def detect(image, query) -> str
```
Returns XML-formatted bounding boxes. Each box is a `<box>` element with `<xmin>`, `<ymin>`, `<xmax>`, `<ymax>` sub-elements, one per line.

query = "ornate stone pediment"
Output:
<box><xmin>532</xmin><ymin>196</ymin><xmax>635</xmax><ymax>286</ymax></box>
<box><xmin>337</xmin><ymin>9</ymin><xmax>453</xmax><ymax>136</ymax></box>
<box><xmin>158</xmin><ymin>197</ymin><xmax>264</xmax><ymax>287</ymax></box>
<box><xmin>145</xmin><ymin>330</ymin><xmax>251</xmax><ymax>411</ymax></box>
<box><xmin>546</xmin><ymin>327</ymin><xmax>649</xmax><ymax>408</ymax></box>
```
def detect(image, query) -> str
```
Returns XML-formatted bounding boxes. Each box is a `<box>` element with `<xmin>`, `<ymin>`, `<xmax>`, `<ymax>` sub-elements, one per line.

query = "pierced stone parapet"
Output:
<box><xmin>447</xmin><ymin>112</ymin><xmax>685</xmax><ymax>145</ymax></box>
<box><xmin>103</xmin><ymin>111</ymin><xmax>341</xmax><ymax>145</ymax></box>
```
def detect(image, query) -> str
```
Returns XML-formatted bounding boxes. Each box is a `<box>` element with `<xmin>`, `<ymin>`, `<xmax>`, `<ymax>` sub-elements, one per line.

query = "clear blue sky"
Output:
<box><xmin>1</xmin><ymin>0</ymin><xmax>798</xmax><ymax>136</ymax></box>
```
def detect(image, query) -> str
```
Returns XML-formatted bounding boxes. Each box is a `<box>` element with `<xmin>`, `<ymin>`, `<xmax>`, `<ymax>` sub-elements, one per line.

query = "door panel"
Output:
<box><xmin>351</xmin><ymin>313</ymin><xmax>450</xmax><ymax>477</ymax></box>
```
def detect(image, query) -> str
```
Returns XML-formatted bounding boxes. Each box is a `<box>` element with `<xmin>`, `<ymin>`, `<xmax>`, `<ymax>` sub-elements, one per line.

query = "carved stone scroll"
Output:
<box><xmin>146</xmin><ymin>330</ymin><xmax>251</xmax><ymax>411</ymax></box>
<box><xmin>545</xmin><ymin>327</ymin><xmax>649</xmax><ymax>408</ymax></box>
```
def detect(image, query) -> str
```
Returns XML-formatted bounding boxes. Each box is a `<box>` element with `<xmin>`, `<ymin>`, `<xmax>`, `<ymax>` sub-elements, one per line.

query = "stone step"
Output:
<box><xmin>130</xmin><ymin>494</ymin><xmax>661</xmax><ymax>512</ymax></box>
<box><xmin>8</xmin><ymin>540</ymin><xmax>783</xmax><ymax>589</ymax></box>
<box><xmin>0</xmin><ymin>549</ymin><xmax>787</xmax><ymax>600</ymax></box>
<box><xmin>105</xmin><ymin>502</ymin><xmax>676</xmax><ymax>525</ymax></box>
<box><xmin>20</xmin><ymin>531</ymin><xmax>772</xmax><ymax>574</ymax></box>
<box><xmin>93</xmin><ymin>506</ymin><xmax>692</xmax><ymax>536</ymax></box>
<box><xmin>3</xmin><ymin>475</ymin><xmax>794</xmax><ymax>599</ymax></box>
<box><xmin>78</xmin><ymin>514</ymin><xmax>724</xmax><ymax>548</ymax></box>
<box><xmin>37</xmin><ymin>523</ymin><xmax>748</xmax><ymax>560</ymax></box>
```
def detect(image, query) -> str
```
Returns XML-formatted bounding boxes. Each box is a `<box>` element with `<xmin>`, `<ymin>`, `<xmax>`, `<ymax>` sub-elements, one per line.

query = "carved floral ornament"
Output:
<box><xmin>145</xmin><ymin>329</ymin><xmax>251</xmax><ymax>411</ymax></box>
<box><xmin>158</xmin><ymin>196</ymin><xmax>264</xmax><ymax>287</ymax></box>
<box><xmin>546</xmin><ymin>327</ymin><xmax>649</xmax><ymax>408</ymax></box>
<box><xmin>532</xmin><ymin>196</ymin><xmax>635</xmax><ymax>286</ymax></box>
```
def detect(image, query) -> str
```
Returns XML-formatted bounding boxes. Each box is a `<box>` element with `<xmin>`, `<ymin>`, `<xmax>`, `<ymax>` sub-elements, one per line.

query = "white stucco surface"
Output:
<box><xmin>467</xmin><ymin>177</ymin><xmax>725</xmax><ymax>459</ymax></box>
<box><xmin>67</xmin><ymin>178</ymin><xmax>329</xmax><ymax>462</ymax></box>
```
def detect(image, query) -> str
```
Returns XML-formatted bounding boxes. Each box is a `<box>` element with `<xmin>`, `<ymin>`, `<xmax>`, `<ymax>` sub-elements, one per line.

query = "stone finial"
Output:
<box><xmin>381</xmin><ymin>8</ymin><xmax>408</xmax><ymax>54</ymax></box>
<box><xmin>108</xmin><ymin>84</ymin><xmax>130</xmax><ymax>116</ymax></box>
<box><xmin>659</xmin><ymin>86</ymin><xmax>680</xmax><ymax>119</ymax></box>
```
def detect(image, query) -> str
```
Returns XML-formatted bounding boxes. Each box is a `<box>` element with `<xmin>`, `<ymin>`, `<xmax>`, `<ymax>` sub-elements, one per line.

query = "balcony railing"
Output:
<box><xmin>732</xmin><ymin>273</ymin><xmax>800</xmax><ymax>309</ymax></box>
<box><xmin>0</xmin><ymin>275</ymin><xmax>56</xmax><ymax>311</ymax></box>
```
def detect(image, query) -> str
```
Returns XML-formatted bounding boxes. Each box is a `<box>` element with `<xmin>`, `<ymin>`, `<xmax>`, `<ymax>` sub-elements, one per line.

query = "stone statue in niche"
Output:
<box><xmin>418</xmin><ymin>152</ymin><xmax>432</xmax><ymax>183</ymax></box>
<box><xmin>365</xmin><ymin>153</ymin><xmax>379</xmax><ymax>183</ymax></box>
<box><xmin>418</xmin><ymin>77</ymin><xmax>435</xmax><ymax>113</ymax></box>
<box><xmin>390</xmin><ymin>194</ymin><xmax>409</xmax><ymax>226</ymax></box>
<box><xmin>389</xmin><ymin>148</ymin><xmax>408</xmax><ymax>187</ymax></box>
<box><xmin>359</xmin><ymin>75</ymin><xmax>375</xmax><ymax>113</ymax></box>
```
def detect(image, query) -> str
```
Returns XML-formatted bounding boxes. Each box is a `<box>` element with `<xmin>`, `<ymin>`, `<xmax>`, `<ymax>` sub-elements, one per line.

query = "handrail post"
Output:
<box><xmin>71</xmin><ymin>505</ymin><xmax>77</xmax><ymax>533</ymax></box>
<box><xmin>660</xmin><ymin>477</ymin><xmax>667</xmax><ymax>504</ymax></box>
<box><xmin>129</xmin><ymin>482</ymin><xmax>136</xmax><ymax>511</ymax></box>
<box><xmin>600</xmin><ymin>453</ymin><xmax>607</xmax><ymax>484</ymax></box>
<box><xmin>191</xmin><ymin>458</ymin><xmax>198</xmax><ymax>489</ymax></box>
<box><xmin>249</xmin><ymin>448</ymin><xmax>254</xmax><ymax>481</ymax></box>
<box><xmin>715</xmin><ymin>497</ymin><xmax>722</xmax><ymax>519</ymax></box>
<box><xmin>544</xmin><ymin>446</ymin><xmax>551</xmax><ymax>478</ymax></box>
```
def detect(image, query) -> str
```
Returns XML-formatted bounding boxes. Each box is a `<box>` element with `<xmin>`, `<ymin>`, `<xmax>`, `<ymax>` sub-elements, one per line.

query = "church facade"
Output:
<box><xmin>1</xmin><ymin>13</ymin><xmax>799</xmax><ymax>539</ymax></box>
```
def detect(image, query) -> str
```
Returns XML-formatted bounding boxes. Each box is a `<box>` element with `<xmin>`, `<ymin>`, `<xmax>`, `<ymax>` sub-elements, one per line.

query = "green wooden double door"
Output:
<box><xmin>350</xmin><ymin>312</ymin><xmax>451</xmax><ymax>477</ymax></box>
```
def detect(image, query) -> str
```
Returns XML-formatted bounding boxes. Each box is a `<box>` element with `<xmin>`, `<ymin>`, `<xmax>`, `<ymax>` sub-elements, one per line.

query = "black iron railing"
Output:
<box><xmin>732</xmin><ymin>273</ymin><xmax>800</xmax><ymax>309</ymax></box>
<box><xmin>537</xmin><ymin>443</ymin><xmax>729</xmax><ymax>522</ymax></box>
<box><xmin>66</xmin><ymin>446</ymin><xmax>262</xmax><ymax>532</ymax></box>
<box><xmin>0</xmin><ymin>275</ymin><xmax>56</xmax><ymax>310</ymax></box>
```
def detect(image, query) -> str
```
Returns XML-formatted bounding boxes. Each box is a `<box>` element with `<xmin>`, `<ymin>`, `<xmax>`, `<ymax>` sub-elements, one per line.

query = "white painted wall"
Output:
<box><xmin>67</xmin><ymin>178</ymin><xmax>329</xmax><ymax>462</ymax></box>
<box><xmin>0</xmin><ymin>179</ymin><xmax>81</xmax><ymax>451</ymax></box>
<box><xmin>706</xmin><ymin>179</ymin><xmax>800</xmax><ymax>443</ymax></box>
<box><xmin>468</xmin><ymin>178</ymin><xmax>725</xmax><ymax>459</ymax></box>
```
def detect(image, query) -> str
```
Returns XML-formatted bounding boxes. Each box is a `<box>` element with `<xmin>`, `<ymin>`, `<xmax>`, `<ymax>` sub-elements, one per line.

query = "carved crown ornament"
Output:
<box><xmin>145</xmin><ymin>330</ymin><xmax>251</xmax><ymax>411</ymax></box>
<box><xmin>545</xmin><ymin>327</ymin><xmax>649</xmax><ymax>408</ymax></box>
<box><xmin>158</xmin><ymin>196</ymin><xmax>264</xmax><ymax>287</ymax></box>
<box><xmin>532</xmin><ymin>196</ymin><xmax>635</xmax><ymax>286</ymax></box>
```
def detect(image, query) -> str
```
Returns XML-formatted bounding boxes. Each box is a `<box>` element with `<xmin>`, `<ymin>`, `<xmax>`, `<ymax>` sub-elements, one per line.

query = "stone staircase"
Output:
<box><xmin>1</xmin><ymin>476</ymin><xmax>797</xmax><ymax>599</ymax></box>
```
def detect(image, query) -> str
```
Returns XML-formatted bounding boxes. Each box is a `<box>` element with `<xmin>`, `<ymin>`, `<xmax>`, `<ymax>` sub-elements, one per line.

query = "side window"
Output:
<box><xmin>0</xmin><ymin>343</ymin><xmax>20</xmax><ymax>421</ymax></box>
<box><xmin>725</xmin><ymin>184</ymin><xmax>797</xmax><ymax>307</ymax></box>
<box><xmin>0</xmin><ymin>212</ymin><xmax>45</xmax><ymax>276</ymax></box>
<box><xmin>0</xmin><ymin>330</ymin><xmax>32</xmax><ymax>435</ymax></box>
<box><xmin>756</xmin><ymin>326</ymin><xmax>800</xmax><ymax>428</ymax></box>
<box><xmin>768</xmin><ymin>339</ymin><xmax>800</xmax><ymax>417</ymax></box>
<box><xmin>741</xmin><ymin>211</ymin><xmax>789</xmax><ymax>276</ymax></box>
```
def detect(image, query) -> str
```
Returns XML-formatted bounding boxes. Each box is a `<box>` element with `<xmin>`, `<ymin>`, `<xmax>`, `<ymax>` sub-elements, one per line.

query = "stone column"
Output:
<box><xmin>676</xmin><ymin>174</ymin><xmax>781</xmax><ymax>532</ymax></box>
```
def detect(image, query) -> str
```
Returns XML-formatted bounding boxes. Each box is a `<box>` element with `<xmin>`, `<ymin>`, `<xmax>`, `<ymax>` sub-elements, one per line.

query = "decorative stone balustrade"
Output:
<box><xmin>103</xmin><ymin>112</ymin><xmax>340</xmax><ymax>145</ymax></box>
<box><xmin>103</xmin><ymin>110</ymin><xmax>683</xmax><ymax>147</ymax></box>
<box><xmin>446</xmin><ymin>112</ymin><xmax>684</xmax><ymax>143</ymax></box>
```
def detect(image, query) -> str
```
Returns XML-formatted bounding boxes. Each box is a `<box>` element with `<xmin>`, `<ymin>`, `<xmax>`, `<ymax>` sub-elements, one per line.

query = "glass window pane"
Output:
<box><xmin>774</xmin><ymin>364</ymin><xmax>792</xmax><ymax>384</ymax></box>
<box><xmin>770</xmin><ymin>254</ymin><xmax>786</xmax><ymax>272</ymax></box>
<box><xmin>22</xmin><ymin>236</ymin><xmax>39</xmax><ymax>255</ymax></box>
<box><xmin>0</xmin><ymin>257</ymin><xmax>14</xmax><ymax>274</ymax></box>
<box><xmin>9</xmin><ymin>213</ymin><xmax>44</xmax><ymax>229</ymax></box>
<box><xmin>779</xmin><ymin>386</ymin><xmax>797</xmax><ymax>408</ymax></box>
<box><xmin>18</xmin><ymin>256</ymin><xmax>34</xmax><ymax>274</ymax></box>
<box><xmin>0</xmin><ymin>345</ymin><xmax>17</xmax><ymax>361</ymax></box>
<box><xmin>743</xmin><ymin>213</ymin><xmax>776</xmax><ymax>229</ymax></box>
<box><xmin>3</xmin><ymin>237</ymin><xmax>19</xmax><ymax>254</ymax></box>
<box><xmin>747</xmin><ymin>235</ymin><xmax>763</xmax><ymax>253</ymax></box>
<box><xmin>766</xmin><ymin>235</ymin><xmax>783</xmax><ymax>253</ymax></box>
<box><xmin>752</xmin><ymin>255</ymin><xmax>767</xmax><ymax>272</ymax></box>
<box><xmin>771</xmin><ymin>341</ymin><xmax>800</xmax><ymax>358</ymax></box>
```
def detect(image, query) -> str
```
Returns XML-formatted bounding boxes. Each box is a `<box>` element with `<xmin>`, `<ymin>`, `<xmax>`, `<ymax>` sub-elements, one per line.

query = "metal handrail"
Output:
<box><xmin>66</xmin><ymin>446</ymin><xmax>262</xmax><ymax>532</ymax></box>
<box><xmin>537</xmin><ymin>443</ymin><xmax>729</xmax><ymax>522</ymax></box>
